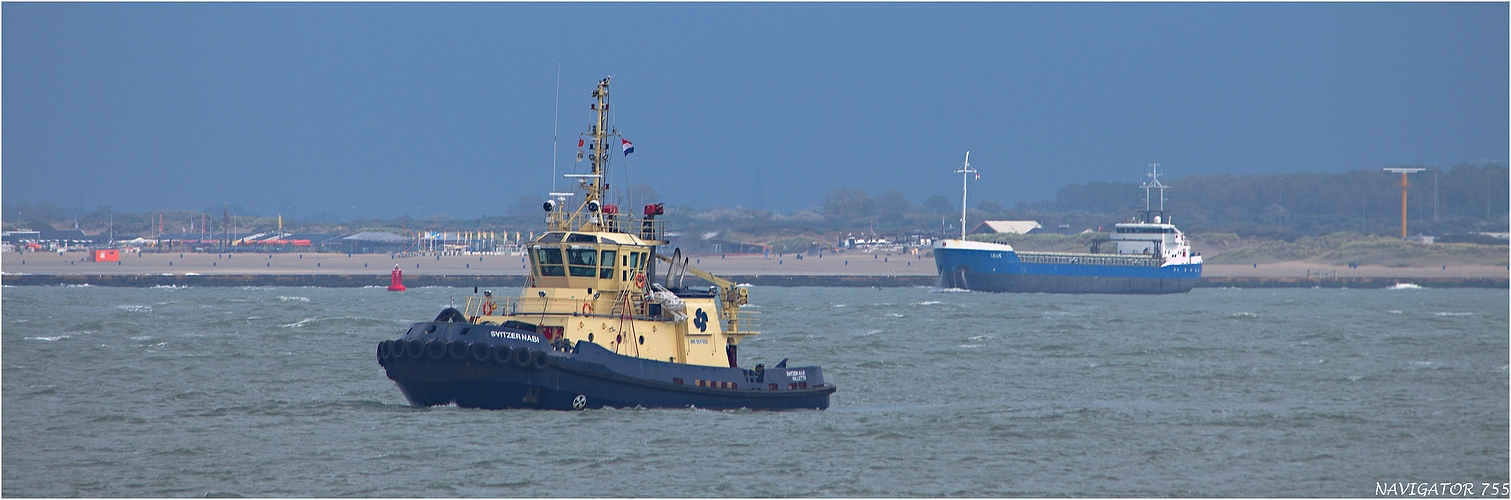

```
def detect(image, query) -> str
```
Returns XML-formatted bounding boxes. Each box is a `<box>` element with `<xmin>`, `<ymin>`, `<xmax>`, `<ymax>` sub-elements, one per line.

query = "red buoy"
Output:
<box><xmin>387</xmin><ymin>265</ymin><xmax>407</xmax><ymax>292</ymax></box>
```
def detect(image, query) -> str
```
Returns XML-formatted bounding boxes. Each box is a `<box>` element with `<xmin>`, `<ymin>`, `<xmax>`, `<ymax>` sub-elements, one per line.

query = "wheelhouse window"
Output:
<box><xmin>599</xmin><ymin>249</ymin><xmax>617</xmax><ymax>279</ymax></box>
<box><xmin>535</xmin><ymin>247</ymin><xmax>565</xmax><ymax>276</ymax></box>
<box><xmin>566</xmin><ymin>246</ymin><xmax>598</xmax><ymax>277</ymax></box>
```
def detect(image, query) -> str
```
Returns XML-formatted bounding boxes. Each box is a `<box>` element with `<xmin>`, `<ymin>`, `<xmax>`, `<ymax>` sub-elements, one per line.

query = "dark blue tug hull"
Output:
<box><xmin>377</xmin><ymin>321</ymin><xmax>834</xmax><ymax>411</ymax></box>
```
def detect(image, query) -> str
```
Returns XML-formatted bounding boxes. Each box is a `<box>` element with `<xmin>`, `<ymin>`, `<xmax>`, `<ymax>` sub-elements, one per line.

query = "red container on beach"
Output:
<box><xmin>91</xmin><ymin>249</ymin><xmax>120</xmax><ymax>262</ymax></box>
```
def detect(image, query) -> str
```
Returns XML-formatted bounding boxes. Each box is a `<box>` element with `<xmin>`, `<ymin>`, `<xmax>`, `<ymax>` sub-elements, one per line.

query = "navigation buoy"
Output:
<box><xmin>388</xmin><ymin>265</ymin><xmax>407</xmax><ymax>292</ymax></box>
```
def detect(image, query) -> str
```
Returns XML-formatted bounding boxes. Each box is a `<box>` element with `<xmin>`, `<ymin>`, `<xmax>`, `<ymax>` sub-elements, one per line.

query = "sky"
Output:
<box><xmin>4</xmin><ymin>3</ymin><xmax>1507</xmax><ymax>221</ymax></box>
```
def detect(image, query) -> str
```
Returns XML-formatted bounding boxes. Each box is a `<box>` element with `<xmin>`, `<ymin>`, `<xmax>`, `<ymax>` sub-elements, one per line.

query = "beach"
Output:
<box><xmin>2</xmin><ymin>250</ymin><xmax>1505</xmax><ymax>281</ymax></box>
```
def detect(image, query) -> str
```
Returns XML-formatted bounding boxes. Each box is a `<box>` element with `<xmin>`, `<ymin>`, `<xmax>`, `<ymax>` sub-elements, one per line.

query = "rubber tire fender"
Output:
<box><xmin>469</xmin><ymin>342</ymin><xmax>492</xmax><ymax>362</ymax></box>
<box><xmin>529</xmin><ymin>349</ymin><xmax>549</xmax><ymax>370</ymax></box>
<box><xmin>426</xmin><ymin>340</ymin><xmax>447</xmax><ymax>360</ymax></box>
<box><xmin>405</xmin><ymin>339</ymin><xmax>425</xmax><ymax>359</ymax></box>
<box><xmin>512</xmin><ymin>347</ymin><xmax>534</xmax><ymax>368</ymax></box>
<box><xmin>448</xmin><ymin>341</ymin><xmax>469</xmax><ymax>360</ymax></box>
<box><xmin>492</xmin><ymin>344</ymin><xmax>513</xmax><ymax>365</ymax></box>
<box><xmin>376</xmin><ymin>340</ymin><xmax>392</xmax><ymax>360</ymax></box>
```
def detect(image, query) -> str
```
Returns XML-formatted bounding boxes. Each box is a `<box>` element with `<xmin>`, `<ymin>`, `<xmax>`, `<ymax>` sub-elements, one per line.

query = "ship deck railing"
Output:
<box><xmin>462</xmin><ymin>295</ymin><xmax>762</xmax><ymax>335</ymax></box>
<box><xmin>727</xmin><ymin>309</ymin><xmax>759</xmax><ymax>336</ymax></box>
<box><xmin>546</xmin><ymin>211</ymin><xmax>669</xmax><ymax>241</ymax></box>
<box><xmin>464</xmin><ymin>294</ymin><xmax>671</xmax><ymax>323</ymax></box>
<box><xmin>1014</xmin><ymin>251</ymin><xmax>1161</xmax><ymax>267</ymax></box>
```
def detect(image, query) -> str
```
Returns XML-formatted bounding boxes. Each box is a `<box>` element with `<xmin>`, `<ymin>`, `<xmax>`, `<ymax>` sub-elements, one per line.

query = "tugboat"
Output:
<box><xmin>375</xmin><ymin>77</ymin><xmax>835</xmax><ymax>410</ymax></box>
<box><xmin>932</xmin><ymin>157</ymin><xmax>1202</xmax><ymax>294</ymax></box>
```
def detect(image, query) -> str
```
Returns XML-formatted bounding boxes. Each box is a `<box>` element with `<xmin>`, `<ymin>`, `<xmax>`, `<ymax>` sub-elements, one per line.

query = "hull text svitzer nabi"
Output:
<box><xmin>933</xmin><ymin>158</ymin><xmax>1202</xmax><ymax>294</ymax></box>
<box><xmin>376</xmin><ymin>77</ymin><xmax>834</xmax><ymax>410</ymax></box>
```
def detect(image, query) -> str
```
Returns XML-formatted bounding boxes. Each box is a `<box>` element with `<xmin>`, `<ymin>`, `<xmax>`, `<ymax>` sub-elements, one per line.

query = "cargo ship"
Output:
<box><xmin>375</xmin><ymin>77</ymin><xmax>834</xmax><ymax>410</ymax></box>
<box><xmin>932</xmin><ymin>157</ymin><xmax>1202</xmax><ymax>294</ymax></box>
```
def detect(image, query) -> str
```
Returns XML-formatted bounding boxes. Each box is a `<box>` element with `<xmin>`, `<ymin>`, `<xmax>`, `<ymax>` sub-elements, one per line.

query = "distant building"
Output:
<box><xmin>3</xmin><ymin>229</ymin><xmax>103</xmax><ymax>251</ymax></box>
<box><xmin>320</xmin><ymin>232</ymin><xmax>413</xmax><ymax>254</ymax></box>
<box><xmin>970</xmin><ymin>220</ymin><xmax>1042</xmax><ymax>235</ymax></box>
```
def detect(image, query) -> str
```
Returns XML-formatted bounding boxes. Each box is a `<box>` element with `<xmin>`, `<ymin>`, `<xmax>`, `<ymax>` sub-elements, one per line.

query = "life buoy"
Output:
<box><xmin>448</xmin><ymin>341</ymin><xmax>468</xmax><ymax>360</ymax></box>
<box><xmin>470</xmin><ymin>342</ymin><xmax>492</xmax><ymax>362</ymax></box>
<box><xmin>481</xmin><ymin>301</ymin><xmax>497</xmax><ymax>315</ymax></box>
<box><xmin>530</xmin><ymin>350</ymin><xmax>549</xmax><ymax>370</ymax></box>
<box><xmin>634</xmin><ymin>273</ymin><xmax>647</xmax><ymax>288</ymax></box>
<box><xmin>582</xmin><ymin>302</ymin><xmax>594</xmax><ymax>315</ymax></box>
<box><xmin>492</xmin><ymin>344</ymin><xmax>513</xmax><ymax>364</ymax></box>
<box><xmin>426</xmin><ymin>340</ymin><xmax>447</xmax><ymax>360</ymax></box>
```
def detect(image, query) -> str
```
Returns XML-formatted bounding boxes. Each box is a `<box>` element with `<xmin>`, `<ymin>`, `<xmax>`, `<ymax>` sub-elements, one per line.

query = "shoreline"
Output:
<box><xmin>2</xmin><ymin>251</ymin><xmax>1504</xmax><ymax>288</ymax></box>
<box><xmin>3</xmin><ymin>273</ymin><xmax>1504</xmax><ymax>289</ymax></box>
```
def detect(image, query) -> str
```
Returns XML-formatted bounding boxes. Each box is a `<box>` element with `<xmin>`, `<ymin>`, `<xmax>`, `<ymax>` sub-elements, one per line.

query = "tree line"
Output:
<box><xmin>4</xmin><ymin>164</ymin><xmax>1505</xmax><ymax>242</ymax></box>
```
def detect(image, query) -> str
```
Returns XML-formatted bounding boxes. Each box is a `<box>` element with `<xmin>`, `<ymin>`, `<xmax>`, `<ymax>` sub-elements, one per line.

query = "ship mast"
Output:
<box><xmin>549</xmin><ymin>77</ymin><xmax>614</xmax><ymax>232</ymax></box>
<box><xmin>954</xmin><ymin>151</ymin><xmax>975</xmax><ymax>240</ymax></box>
<box><xmin>588</xmin><ymin>76</ymin><xmax>610</xmax><ymax>210</ymax></box>
<box><xmin>1140</xmin><ymin>160</ymin><xmax>1169</xmax><ymax>223</ymax></box>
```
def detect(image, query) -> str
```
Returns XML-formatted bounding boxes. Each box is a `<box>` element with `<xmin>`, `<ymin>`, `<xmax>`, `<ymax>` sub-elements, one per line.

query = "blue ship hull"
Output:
<box><xmin>378</xmin><ymin>321</ymin><xmax>834</xmax><ymax>411</ymax></box>
<box><xmin>934</xmin><ymin>247</ymin><xmax>1200</xmax><ymax>294</ymax></box>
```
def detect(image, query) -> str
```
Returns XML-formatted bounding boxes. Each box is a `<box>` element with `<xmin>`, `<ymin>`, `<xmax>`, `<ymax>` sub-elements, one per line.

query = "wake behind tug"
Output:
<box><xmin>375</xmin><ymin>77</ymin><xmax>834</xmax><ymax>410</ymax></box>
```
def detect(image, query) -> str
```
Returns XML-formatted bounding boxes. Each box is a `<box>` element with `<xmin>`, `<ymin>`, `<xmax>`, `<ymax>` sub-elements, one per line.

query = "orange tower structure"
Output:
<box><xmin>1383</xmin><ymin>167</ymin><xmax>1426</xmax><ymax>238</ymax></box>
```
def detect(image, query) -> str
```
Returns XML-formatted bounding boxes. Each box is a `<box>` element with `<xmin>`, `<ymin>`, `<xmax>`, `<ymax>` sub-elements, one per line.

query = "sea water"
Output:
<box><xmin>3</xmin><ymin>285</ymin><xmax>1506</xmax><ymax>496</ymax></box>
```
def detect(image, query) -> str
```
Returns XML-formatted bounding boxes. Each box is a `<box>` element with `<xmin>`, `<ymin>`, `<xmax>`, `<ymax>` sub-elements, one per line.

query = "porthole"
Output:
<box><xmin>638</xmin><ymin>335</ymin><xmax>645</xmax><ymax>345</ymax></box>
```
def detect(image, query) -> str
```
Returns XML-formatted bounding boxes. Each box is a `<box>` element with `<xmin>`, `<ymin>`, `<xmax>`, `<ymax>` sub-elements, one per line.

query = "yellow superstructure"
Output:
<box><xmin>460</xmin><ymin>77</ymin><xmax>755</xmax><ymax>368</ymax></box>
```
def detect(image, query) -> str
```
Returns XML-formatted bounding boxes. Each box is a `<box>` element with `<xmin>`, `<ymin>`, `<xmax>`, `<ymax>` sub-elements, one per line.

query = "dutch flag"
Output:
<box><xmin>621</xmin><ymin>138</ymin><xmax>635</xmax><ymax>156</ymax></box>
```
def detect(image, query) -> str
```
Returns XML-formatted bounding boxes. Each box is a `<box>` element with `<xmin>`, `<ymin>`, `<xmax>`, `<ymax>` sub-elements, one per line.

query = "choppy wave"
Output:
<box><xmin>0</xmin><ymin>285</ymin><xmax>1504</xmax><ymax>498</ymax></box>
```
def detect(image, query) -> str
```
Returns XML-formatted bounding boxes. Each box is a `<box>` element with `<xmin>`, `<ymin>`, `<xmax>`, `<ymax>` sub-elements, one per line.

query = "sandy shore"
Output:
<box><xmin>3</xmin><ymin>249</ymin><xmax>1506</xmax><ymax>280</ymax></box>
